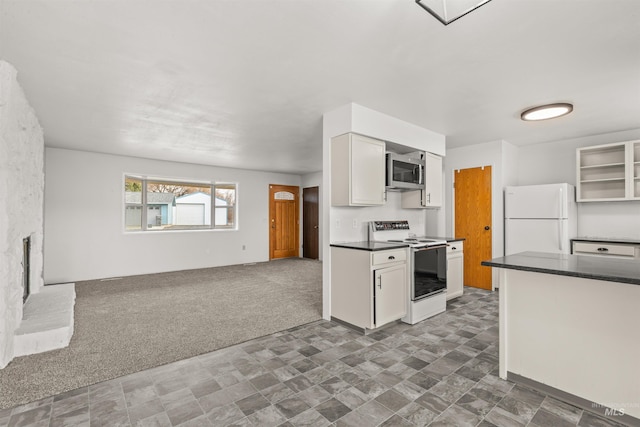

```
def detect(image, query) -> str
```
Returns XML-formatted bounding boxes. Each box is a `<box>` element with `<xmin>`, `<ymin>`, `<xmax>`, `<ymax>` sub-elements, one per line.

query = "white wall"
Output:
<box><xmin>516</xmin><ymin>129</ymin><xmax>640</xmax><ymax>240</ymax></box>
<box><xmin>44</xmin><ymin>148</ymin><xmax>301</xmax><ymax>283</ymax></box>
<box><xmin>322</xmin><ymin>103</ymin><xmax>446</xmax><ymax>319</ymax></box>
<box><xmin>0</xmin><ymin>61</ymin><xmax>45</xmax><ymax>368</ymax></box>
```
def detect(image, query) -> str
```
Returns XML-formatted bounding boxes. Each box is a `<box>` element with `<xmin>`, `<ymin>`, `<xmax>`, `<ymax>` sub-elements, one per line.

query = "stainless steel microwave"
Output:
<box><xmin>386</xmin><ymin>152</ymin><xmax>425</xmax><ymax>190</ymax></box>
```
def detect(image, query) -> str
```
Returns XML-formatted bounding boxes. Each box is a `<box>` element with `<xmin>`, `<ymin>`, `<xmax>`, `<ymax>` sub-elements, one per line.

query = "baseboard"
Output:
<box><xmin>507</xmin><ymin>372</ymin><xmax>640</xmax><ymax>427</ymax></box>
<box><xmin>330</xmin><ymin>316</ymin><xmax>402</xmax><ymax>335</ymax></box>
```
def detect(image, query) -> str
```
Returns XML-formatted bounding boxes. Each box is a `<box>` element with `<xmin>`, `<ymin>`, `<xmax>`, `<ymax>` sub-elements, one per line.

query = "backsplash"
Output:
<box><xmin>577</xmin><ymin>201</ymin><xmax>640</xmax><ymax>240</ymax></box>
<box><xmin>330</xmin><ymin>192</ymin><xmax>427</xmax><ymax>243</ymax></box>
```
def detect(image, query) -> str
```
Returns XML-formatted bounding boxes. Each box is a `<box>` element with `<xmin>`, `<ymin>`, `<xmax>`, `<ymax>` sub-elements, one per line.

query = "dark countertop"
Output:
<box><xmin>572</xmin><ymin>237</ymin><xmax>640</xmax><ymax>245</ymax></box>
<box><xmin>481</xmin><ymin>251</ymin><xmax>640</xmax><ymax>286</ymax></box>
<box><xmin>424</xmin><ymin>236</ymin><xmax>465</xmax><ymax>243</ymax></box>
<box><xmin>330</xmin><ymin>241</ymin><xmax>409</xmax><ymax>251</ymax></box>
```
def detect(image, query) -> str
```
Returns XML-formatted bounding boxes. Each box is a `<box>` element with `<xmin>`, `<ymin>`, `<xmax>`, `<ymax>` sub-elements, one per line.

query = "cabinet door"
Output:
<box><xmin>424</xmin><ymin>153</ymin><xmax>442</xmax><ymax>207</ymax></box>
<box><xmin>632</xmin><ymin>141</ymin><xmax>640</xmax><ymax>199</ymax></box>
<box><xmin>400</xmin><ymin>152</ymin><xmax>442</xmax><ymax>209</ymax></box>
<box><xmin>446</xmin><ymin>255</ymin><xmax>464</xmax><ymax>300</ymax></box>
<box><xmin>374</xmin><ymin>264</ymin><xmax>407</xmax><ymax>327</ymax></box>
<box><xmin>351</xmin><ymin>134</ymin><xmax>385</xmax><ymax>205</ymax></box>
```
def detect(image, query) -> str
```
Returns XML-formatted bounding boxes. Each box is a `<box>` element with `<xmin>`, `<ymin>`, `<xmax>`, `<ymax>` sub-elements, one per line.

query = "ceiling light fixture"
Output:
<box><xmin>415</xmin><ymin>0</ymin><xmax>493</xmax><ymax>25</ymax></box>
<box><xmin>520</xmin><ymin>103</ymin><xmax>574</xmax><ymax>121</ymax></box>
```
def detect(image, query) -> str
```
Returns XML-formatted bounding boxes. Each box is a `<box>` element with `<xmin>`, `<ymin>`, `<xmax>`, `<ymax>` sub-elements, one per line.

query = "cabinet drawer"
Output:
<box><xmin>573</xmin><ymin>242</ymin><xmax>636</xmax><ymax>257</ymax></box>
<box><xmin>447</xmin><ymin>241</ymin><xmax>464</xmax><ymax>254</ymax></box>
<box><xmin>372</xmin><ymin>249</ymin><xmax>406</xmax><ymax>266</ymax></box>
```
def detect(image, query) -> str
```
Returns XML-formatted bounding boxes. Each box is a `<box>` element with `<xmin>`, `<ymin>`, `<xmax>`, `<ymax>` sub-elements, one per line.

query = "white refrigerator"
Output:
<box><xmin>504</xmin><ymin>183</ymin><xmax>577</xmax><ymax>255</ymax></box>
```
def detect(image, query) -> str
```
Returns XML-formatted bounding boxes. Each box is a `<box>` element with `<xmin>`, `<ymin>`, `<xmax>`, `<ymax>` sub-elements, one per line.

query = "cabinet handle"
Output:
<box><xmin>597</xmin><ymin>247</ymin><xmax>609</xmax><ymax>252</ymax></box>
<box><xmin>452</xmin><ymin>247</ymin><xmax>457</xmax><ymax>250</ymax></box>
<box><xmin>377</xmin><ymin>276</ymin><xmax>382</xmax><ymax>289</ymax></box>
<box><xmin>388</xmin><ymin>255</ymin><xmax>395</xmax><ymax>260</ymax></box>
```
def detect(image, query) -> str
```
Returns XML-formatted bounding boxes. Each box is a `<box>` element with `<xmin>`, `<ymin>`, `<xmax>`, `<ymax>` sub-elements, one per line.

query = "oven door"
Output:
<box><xmin>411</xmin><ymin>245</ymin><xmax>447</xmax><ymax>301</ymax></box>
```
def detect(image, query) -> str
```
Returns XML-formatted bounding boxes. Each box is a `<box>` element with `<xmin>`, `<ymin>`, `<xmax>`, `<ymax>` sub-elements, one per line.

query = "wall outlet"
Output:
<box><xmin>336</xmin><ymin>219</ymin><xmax>341</xmax><ymax>228</ymax></box>
<box><xmin>352</xmin><ymin>219</ymin><xmax>357</xmax><ymax>228</ymax></box>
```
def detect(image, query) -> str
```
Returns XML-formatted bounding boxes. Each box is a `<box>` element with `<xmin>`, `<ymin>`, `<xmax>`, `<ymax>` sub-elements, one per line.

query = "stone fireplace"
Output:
<box><xmin>1</xmin><ymin>60</ymin><xmax>74</xmax><ymax>369</ymax></box>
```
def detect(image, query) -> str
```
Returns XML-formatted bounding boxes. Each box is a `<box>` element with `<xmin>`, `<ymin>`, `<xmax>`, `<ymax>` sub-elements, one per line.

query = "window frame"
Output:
<box><xmin>123</xmin><ymin>175</ymin><xmax>238</xmax><ymax>232</ymax></box>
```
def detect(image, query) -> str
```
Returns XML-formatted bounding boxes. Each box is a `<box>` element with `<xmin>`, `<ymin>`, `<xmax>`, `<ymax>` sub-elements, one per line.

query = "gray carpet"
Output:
<box><xmin>0</xmin><ymin>258</ymin><xmax>322</xmax><ymax>410</ymax></box>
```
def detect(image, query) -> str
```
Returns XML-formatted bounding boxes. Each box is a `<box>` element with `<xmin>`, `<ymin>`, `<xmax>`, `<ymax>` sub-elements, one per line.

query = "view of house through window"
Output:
<box><xmin>124</xmin><ymin>176</ymin><xmax>236</xmax><ymax>231</ymax></box>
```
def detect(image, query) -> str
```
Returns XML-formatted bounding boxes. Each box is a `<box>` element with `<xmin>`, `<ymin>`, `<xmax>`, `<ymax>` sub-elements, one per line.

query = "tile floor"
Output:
<box><xmin>0</xmin><ymin>287</ymin><xmax>627</xmax><ymax>427</ymax></box>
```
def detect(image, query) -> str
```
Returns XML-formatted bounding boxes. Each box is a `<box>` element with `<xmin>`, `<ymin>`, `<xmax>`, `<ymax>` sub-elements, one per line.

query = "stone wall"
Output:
<box><xmin>0</xmin><ymin>61</ymin><xmax>45</xmax><ymax>368</ymax></box>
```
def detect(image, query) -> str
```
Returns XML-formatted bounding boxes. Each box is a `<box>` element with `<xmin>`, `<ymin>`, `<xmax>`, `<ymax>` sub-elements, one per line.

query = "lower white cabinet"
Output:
<box><xmin>572</xmin><ymin>240</ymin><xmax>640</xmax><ymax>259</ymax></box>
<box><xmin>331</xmin><ymin>246</ymin><xmax>408</xmax><ymax>330</ymax></box>
<box><xmin>446</xmin><ymin>241</ymin><xmax>464</xmax><ymax>300</ymax></box>
<box><xmin>375</xmin><ymin>264</ymin><xmax>407</xmax><ymax>326</ymax></box>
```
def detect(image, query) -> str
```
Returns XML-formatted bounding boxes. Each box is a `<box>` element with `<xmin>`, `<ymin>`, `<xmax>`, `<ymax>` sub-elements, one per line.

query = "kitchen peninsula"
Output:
<box><xmin>482</xmin><ymin>251</ymin><xmax>640</xmax><ymax>425</ymax></box>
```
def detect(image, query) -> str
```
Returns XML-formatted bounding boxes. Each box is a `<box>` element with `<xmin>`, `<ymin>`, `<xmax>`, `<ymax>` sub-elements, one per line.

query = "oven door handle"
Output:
<box><xmin>415</xmin><ymin>244</ymin><xmax>447</xmax><ymax>251</ymax></box>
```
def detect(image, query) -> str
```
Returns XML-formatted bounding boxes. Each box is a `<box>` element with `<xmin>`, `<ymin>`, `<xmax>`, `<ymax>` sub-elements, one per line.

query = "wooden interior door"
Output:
<box><xmin>269</xmin><ymin>184</ymin><xmax>299</xmax><ymax>259</ymax></box>
<box><xmin>302</xmin><ymin>187</ymin><xmax>319</xmax><ymax>259</ymax></box>
<box><xmin>454</xmin><ymin>166</ymin><xmax>492</xmax><ymax>290</ymax></box>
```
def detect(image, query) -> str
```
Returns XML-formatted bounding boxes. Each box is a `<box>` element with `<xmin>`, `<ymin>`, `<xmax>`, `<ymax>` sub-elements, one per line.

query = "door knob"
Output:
<box><xmin>484</xmin><ymin>226</ymin><xmax>490</xmax><ymax>230</ymax></box>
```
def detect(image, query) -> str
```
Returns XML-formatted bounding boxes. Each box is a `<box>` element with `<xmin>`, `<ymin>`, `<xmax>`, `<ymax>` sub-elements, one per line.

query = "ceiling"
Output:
<box><xmin>1</xmin><ymin>0</ymin><xmax>639</xmax><ymax>175</ymax></box>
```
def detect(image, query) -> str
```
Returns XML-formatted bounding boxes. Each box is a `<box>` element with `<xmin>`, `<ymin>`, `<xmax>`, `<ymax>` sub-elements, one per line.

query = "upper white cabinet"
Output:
<box><xmin>633</xmin><ymin>141</ymin><xmax>640</xmax><ymax>199</ymax></box>
<box><xmin>576</xmin><ymin>140</ymin><xmax>640</xmax><ymax>202</ymax></box>
<box><xmin>401</xmin><ymin>152</ymin><xmax>443</xmax><ymax>208</ymax></box>
<box><xmin>331</xmin><ymin>133</ymin><xmax>386</xmax><ymax>206</ymax></box>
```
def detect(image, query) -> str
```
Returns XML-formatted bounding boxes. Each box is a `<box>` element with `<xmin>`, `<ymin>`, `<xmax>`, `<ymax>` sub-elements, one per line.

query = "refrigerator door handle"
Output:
<box><xmin>559</xmin><ymin>220</ymin><xmax>563</xmax><ymax>252</ymax></box>
<box><xmin>558</xmin><ymin>186</ymin><xmax>564</xmax><ymax>219</ymax></box>
<box><xmin>559</xmin><ymin>186</ymin><xmax>563</xmax><ymax>251</ymax></box>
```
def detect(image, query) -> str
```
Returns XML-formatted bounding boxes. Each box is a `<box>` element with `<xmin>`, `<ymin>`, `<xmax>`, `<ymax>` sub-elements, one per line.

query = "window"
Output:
<box><xmin>124</xmin><ymin>176</ymin><xmax>237</xmax><ymax>231</ymax></box>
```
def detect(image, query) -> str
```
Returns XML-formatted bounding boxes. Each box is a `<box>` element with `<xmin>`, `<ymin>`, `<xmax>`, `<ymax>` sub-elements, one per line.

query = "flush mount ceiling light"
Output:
<box><xmin>415</xmin><ymin>0</ymin><xmax>493</xmax><ymax>25</ymax></box>
<box><xmin>520</xmin><ymin>103</ymin><xmax>574</xmax><ymax>121</ymax></box>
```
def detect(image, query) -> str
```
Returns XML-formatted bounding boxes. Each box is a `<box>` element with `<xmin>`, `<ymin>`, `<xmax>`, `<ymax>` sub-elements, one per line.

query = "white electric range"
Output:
<box><xmin>369</xmin><ymin>220</ymin><xmax>448</xmax><ymax>324</ymax></box>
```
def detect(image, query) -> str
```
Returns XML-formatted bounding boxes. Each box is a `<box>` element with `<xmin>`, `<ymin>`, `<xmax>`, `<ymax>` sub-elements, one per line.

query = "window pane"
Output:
<box><xmin>215</xmin><ymin>207</ymin><xmax>235</xmax><ymax>227</ymax></box>
<box><xmin>125</xmin><ymin>177</ymin><xmax>143</xmax><ymax>204</ymax></box>
<box><xmin>147</xmin><ymin>180</ymin><xmax>211</xmax><ymax>230</ymax></box>
<box><xmin>215</xmin><ymin>185</ymin><xmax>236</xmax><ymax>206</ymax></box>
<box><xmin>125</xmin><ymin>206</ymin><xmax>142</xmax><ymax>230</ymax></box>
<box><xmin>214</xmin><ymin>184</ymin><xmax>236</xmax><ymax>228</ymax></box>
<box><xmin>125</xmin><ymin>177</ymin><xmax>143</xmax><ymax>230</ymax></box>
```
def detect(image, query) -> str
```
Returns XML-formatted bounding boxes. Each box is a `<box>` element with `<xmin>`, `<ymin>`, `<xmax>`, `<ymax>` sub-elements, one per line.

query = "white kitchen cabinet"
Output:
<box><xmin>446</xmin><ymin>241</ymin><xmax>464</xmax><ymax>300</ymax></box>
<box><xmin>331</xmin><ymin>133</ymin><xmax>386</xmax><ymax>206</ymax></box>
<box><xmin>633</xmin><ymin>141</ymin><xmax>640</xmax><ymax>199</ymax></box>
<box><xmin>375</xmin><ymin>264</ymin><xmax>408</xmax><ymax>326</ymax></box>
<box><xmin>401</xmin><ymin>152</ymin><xmax>442</xmax><ymax>208</ymax></box>
<box><xmin>330</xmin><ymin>246</ymin><xmax>408</xmax><ymax>331</ymax></box>
<box><xmin>576</xmin><ymin>140</ymin><xmax>640</xmax><ymax>202</ymax></box>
